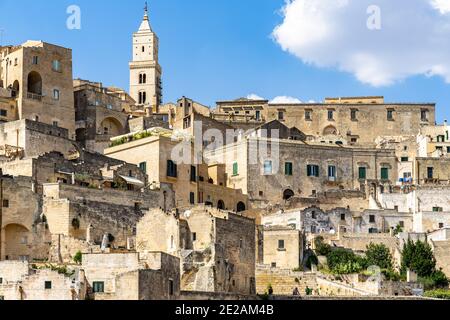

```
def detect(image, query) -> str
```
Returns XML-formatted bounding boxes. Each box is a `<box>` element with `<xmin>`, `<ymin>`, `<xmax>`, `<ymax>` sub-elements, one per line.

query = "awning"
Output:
<box><xmin>119</xmin><ymin>175</ymin><xmax>145</xmax><ymax>188</ymax></box>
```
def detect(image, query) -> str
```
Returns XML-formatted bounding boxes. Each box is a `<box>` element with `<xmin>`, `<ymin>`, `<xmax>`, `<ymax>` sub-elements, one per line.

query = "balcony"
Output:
<box><xmin>27</xmin><ymin>92</ymin><xmax>43</xmax><ymax>101</ymax></box>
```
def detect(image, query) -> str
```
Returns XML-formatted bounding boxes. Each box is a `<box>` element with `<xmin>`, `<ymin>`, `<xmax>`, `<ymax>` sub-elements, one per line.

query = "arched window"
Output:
<box><xmin>283</xmin><ymin>189</ymin><xmax>295</xmax><ymax>201</ymax></box>
<box><xmin>139</xmin><ymin>73</ymin><xmax>147</xmax><ymax>84</ymax></box>
<box><xmin>237</xmin><ymin>202</ymin><xmax>246</xmax><ymax>213</ymax></box>
<box><xmin>27</xmin><ymin>71</ymin><xmax>42</xmax><ymax>95</ymax></box>
<box><xmin>139</xmin><ymin>91</ymin><xmax>147</xmax><ymax>104</ymax></box>
<box><xmin>217</xmin><ymin>200</ymin><xmax>225</xmax><ymax>210</ymax></box>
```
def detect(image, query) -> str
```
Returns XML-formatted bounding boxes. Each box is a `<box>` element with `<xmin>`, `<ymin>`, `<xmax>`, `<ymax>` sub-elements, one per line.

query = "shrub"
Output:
<box><xmin>424</xmin><ymin>289</ymin><xmax>450</xmax><ymax>300</ymax></box>
<box><xmin>327</xmin><ymin>248</ymin><xmax>368</xmax><ymax>274</ymax></box>
<box><xmin>73</xmin><ymin>251</ymin><xmax>82</xmax><ymax>265</ymax></box>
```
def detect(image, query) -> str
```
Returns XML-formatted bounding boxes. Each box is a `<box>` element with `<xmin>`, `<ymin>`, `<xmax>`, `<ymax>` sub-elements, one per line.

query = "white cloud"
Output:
<box><xmin>432</xmin><ymin>0</ymin><xmax>450</xmax><ymax>14</ymax></box>
<box><xmin>247</xmin><ymin>93</ymin><xmax>265</xmax><ymax>100</ymax></box>
<box><xmin>273</xmin><ymin>0</ymin><xmax>450</xmax><ymax>86</ymax></box>
<box><xmin>270</xmin><ymin>96</ymin><xmax>302</xmax><ymax>103</ymax></box>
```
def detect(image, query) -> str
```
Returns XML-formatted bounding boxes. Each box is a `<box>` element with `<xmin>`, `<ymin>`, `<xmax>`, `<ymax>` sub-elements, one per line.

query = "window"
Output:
<box><xmin>255</xmin><ymin>110</ymin><xmax>261</xmax><ymax>121</ymax></box>
<box><xmin>433</xmin><ymin>207</ymin><xmax>443</xmax><ymax>212</ymax></box>
<box><xmin>53</xmin><ymin>121</ymin><xmax>58</xmax><ymax>127</ymax></box>
<box><xmin>45</xmin><ymin>281</ymin><xmax>52</xmax><ymax>290</ymax></box>
<box><xmin>271</xmin><ymin>263</ymin><xmax>277</xmax><ymax>268</ymax></box>
<box><xmin>189</xmin><ymin>192</ymin><xmax>195</xmax><ymax>205</ymax></box>
<box><xmin>307</xmin><ymin>165</ymin><xmax>320</xmax><ymax>177</ymax></box>
<box><xmin>328</xmin><ymin>110</ymin><xmax>334</xmax><ymax>120</ymax></box>
<box><xmin>381</xmin><ymin>168</ymin><xmax>389</xmax><ymax>180</ymax></box>
<box><xmin>232</xmin><ymin>162</ymin><xmax>239</xmax><ymax>176</ymax></box>
<box><xmin>169</xmin><ymin>279</ymin><xmax>174</xmax><ymax>296</ymax></box>
<box><xmin>93</xmin><ymin>282</ymin><xmax>104</xmax><ymax>293</ymax></box>
<box><xmin>32</xmin><ymin>56</ymin><xmax>39</xmax><ymax>65</ymax></box>
<box><xmin>139</xmin><ymin>162</ymin><xmax>147</xmax><ymax>174</ymax></box>
<box><xmin>190</xmin><ymin>166</ymin><xmax>197</xmax><ymax>182</ymax></box>
<box><xmin>439</xmin><ymin>223</ymin><xmax>444</xmax><ymax>229</ymax></box>
<box><xmin>311</xmin><ymin>211</ymin><xmax>316</xmax><ymax>219</ymax></box>
<box><xmin>305</xmin><ymin>110</ymin><xmax>312</xmax><ymax>121</ymax></box>
<box><xmin>139</xmin><ymin>73</ymin><xmax>147</xmax><ymax>84</ymax></box>
<box><xmin>285</xmin><ymin>162</ymin><xmax>293</xmax><ymax>176</ymax></box>
<box><xmin>401</xmin><ymin>157</ymin><xmax>409</xmax><ymax>162</ymax></box>
<box><xmin>259</xmin><ymin>191</ymin><xmax>264</xmax><ymax>197</ymax></box>
<box><xmin>328</xmin><ymin>165</ymin><xmax>336</xmax><ymax>179</ymax></box>
<box><xmin>421</xmin><ymin>109</ymin><xmax>428</xmax><ymax>121</ymax></box>
<box><xmin>399</xmin><ymin>221</ymin><xmax>405</xmax><ymax>228</ymax></box>
<box><xmin>142</xmin><ymin>46</ymin><xmax>145</xmax><ymax>52</ymax></box>
<box><xmin>278</xmin><ymin>240</ymin><xmax>285</xmax><ymax>250</ymax></box>
<box><xmin>369</xmin><ymin>215</ymin><xmax>376</xmax><ymax>223</ymax></box>
<box><xmin>341</xmin><ymin>214</ymin><xmax>346</xmax><ymax>221</ymax></box>
<box><xmin>52</xmin><ymin>60</ymin><xmax>61</xmax><ymax>72</ymax></box>
<box><xmin>167</xmin><ymin>160</ymin><xmax>178</xmax><ymax>178</ymax></box>
<box><xmin>21</xmin><ymin>236</ymin><xmax>28</xmax><ymax>245</ymax></box>
<box><xmin>0</xmin><ymin>109</ymin><xmax>7</xmax><ymax>117</ymax></box>
<box><xmin>427</xmin><ymin>167</ymin><xmax>434</xmax><ymax>179</ymax></box>
<box><xmin>53</xmin><ymin>89</ymin><xmax>60</xmax><ymax>100</ymax></box>
<box><xmin>278</xmin><ymin>111</ymin><xmax>284</xmax><ymax>121</ymax></box>
<box><xmin>387</xmin><ymin>109</ymin><xmax>394</xmax><ymax>120</ymax></box>
<box><xmin>2</xmin><ymin>199</ymin><xmax>9</xmax><ymax>208</ymax></box>
<box><xmin>192</xmin><ymin>233</ymin><xmax>197</xmax><ymax>241</ymax></box>
<box><xmin>264</xmin><ymin>160</ymin><xmax>273</xmax><ymax>175</ymax></box>
<box><xmin>138</xmin><ymin>91</ymin><xmax>147</xmax><ymax>104</ymax></box>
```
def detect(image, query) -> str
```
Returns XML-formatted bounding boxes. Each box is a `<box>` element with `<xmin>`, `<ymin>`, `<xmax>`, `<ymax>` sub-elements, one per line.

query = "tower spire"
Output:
<box><xmin>144</xmin><ymin>2</ymin><xmax>148</xmax><ymax>19</ymax></box>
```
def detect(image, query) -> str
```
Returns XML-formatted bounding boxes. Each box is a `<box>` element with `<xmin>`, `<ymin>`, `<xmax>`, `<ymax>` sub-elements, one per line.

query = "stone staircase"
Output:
<box><xmin>256</xmin><ymin>265</ymin><xmax>317</xmax><ymax>296</ymax></box>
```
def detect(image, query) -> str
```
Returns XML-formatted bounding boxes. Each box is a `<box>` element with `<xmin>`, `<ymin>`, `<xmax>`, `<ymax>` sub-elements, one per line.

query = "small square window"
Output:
<box><xmin>92</xmin><ymin>281</ymin><xmax>104</xmax><ymax>293</ymax></box>
<box><xmin>271</xmin><ymin>263</ymin><xmax>277</xmax><ymax>268</ymax></box>
<box><xmin>439</xmin><ymin>223</ymin><xmax>444</xmax><ymax>229</ymax></box>
<box><xmin>278</xmin><ymin>240</ymin><xmax>285</xmax><ymax>250</ymax></box>
<box><xmin>45</xmin><ymin>281</ymin><xmax>52</xmax><ymax>290</ymax></box>
<box><xmin>369</xmin><ymin>215</ymin><xmax>376</xmax><ymax>223</ymax></box>
<box><xmin>341</xmin><ymin>214</ymin><xmax>346</xmax><ymax>221</ymax></box>
<box><xmin>2</xmin><ymin>199</ymin><xmax>9</xmax><ymax>208</ymax></box>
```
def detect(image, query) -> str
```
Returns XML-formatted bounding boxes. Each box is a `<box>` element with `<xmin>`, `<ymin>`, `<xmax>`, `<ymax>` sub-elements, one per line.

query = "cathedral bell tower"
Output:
<box><xmin>129</xmin><ymin>2</ymin><xmax>162</xmax><ymax>113</ymax></box>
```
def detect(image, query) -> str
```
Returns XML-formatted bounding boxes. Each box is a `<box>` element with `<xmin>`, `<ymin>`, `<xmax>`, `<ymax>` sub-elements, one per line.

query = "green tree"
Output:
<box><xmin>314</xmin><ymin>236</ymin><xmax>332</xmax><ymax>256</ymax></box>
<box><xmin>327</xmin><ymin>248</ymin><xmax>367</xmax><ymax>274</ymax></box>
<box><xmin>401</xmin><ymin>240</ymin><xmax>436</xmax><ymax>277</ymax></box>
<box><xmin>365</xmin><ymin>243</ymin><xmax>393</xmax><ymax>270</ymax></box>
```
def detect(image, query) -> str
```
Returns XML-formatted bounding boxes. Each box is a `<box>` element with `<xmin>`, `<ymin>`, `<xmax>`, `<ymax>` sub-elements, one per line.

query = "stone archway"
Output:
<box><xmin>27</xmin><ymin>71</ymin><xmax>42</xmax><ymax>95</ymax></box>
<box><xmin>100</xmin><ymin>117</ymin><xmax>124</xmax><ymax>137</ymax></box>
<box><xmin>283</xmin><ymin>189</ymin><xmax>295</xmax><ymax>201</ymax></box>
<box><xmin>237</xmin><ymin>202</ymin><xmax>246</xmax><ymax>213</ymax></box>
<box><xmin>217</xmin><ymin>200</ymin><xmax>225</xmax><ymax>210</ymax></box>
<box><xmin>3</xmin><ymin>224</ymin><xmax>31</xmax><ymax>261</ymax></box>
<box><xmin>323</xmin><ymin>125</ymin><xmax>338</xmax><ymax>136</ymax></box>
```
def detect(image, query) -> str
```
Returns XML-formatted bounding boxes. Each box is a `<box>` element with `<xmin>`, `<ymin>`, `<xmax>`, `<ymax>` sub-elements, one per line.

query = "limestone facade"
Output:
<box><xmin>136</xmin><ymin>206</ymin><xmax>256</xmax><ymax>295</ymax></box>
<box><xmin>0</xmin><ymin>41</ymin><xmax>75</xmax><ymax>138</ymax></box>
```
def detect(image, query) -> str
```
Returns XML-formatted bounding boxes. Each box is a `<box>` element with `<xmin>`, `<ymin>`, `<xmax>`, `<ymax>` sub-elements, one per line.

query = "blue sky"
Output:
<box><xmin>0</xmin><ymin>0</ymin><xmax>449</xmax><ymax>122</ymax></box>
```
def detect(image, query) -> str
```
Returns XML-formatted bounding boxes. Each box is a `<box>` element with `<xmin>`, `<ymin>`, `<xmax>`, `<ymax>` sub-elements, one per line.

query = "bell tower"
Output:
<box><xmin>129</xmin><ymin>2</ymin><xmax>162</xmax><ymax>112</ymax></box>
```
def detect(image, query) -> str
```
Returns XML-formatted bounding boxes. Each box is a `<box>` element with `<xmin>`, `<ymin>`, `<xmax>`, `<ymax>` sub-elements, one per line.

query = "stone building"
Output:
<box><xmin>418</xmin><ymin>121</ymin><xmax>450</xmax><ymax>158</ymax></box>
<box><xmin>0</xmin><ymin>261</ymin><xmax>85</xmax><ymax>300</ymax></box>
<box><xmin>0</xmin><ymin>176</ymin><xmax>50</xmax><ymax>262</ymax></box>
<box><xmin>73</xmin><ymin>79</ymin><xmax>132</xmax><ymax>153</ymax></box>
<box><xmin>136</xmin><ymin>206</ymin><xmax>256</xmax><ymax>295</ymax></box>
<box><xmin>105</xmin><ymin>129</ymin><xmax>249</xmax><ymax>211</ymax></box>
<box><xmin>129</xmin><ymin>6</ymin><xmax>162</xmax><ymax>112</ymax></box>
<box><xmin>263</xmin><ymin>226</ymin><xmax>303</xmax><ymax>269</ymax></box>
<box><xmin>213</xmin><ymin>96</ymin><xmax>435</xmax><ymax>146</ymax></box>
<box><xmin>82</xmin><ymin>252</ymin><xmax>180</xmax><ymax>300</ymax></box>
<box><xmin>0</xmin><ymin>41</ymin><xmax>75</xmax><ymax>138</ymax></box>
<box><xmin>205</xmin><ymin>137</ymin><xmax>398</xmax><ymax>208</ymax></box>
<box><xmin>415</xmin><ymin>157</ymin><xmax>450</xmax><ymax>185</ymax></box>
